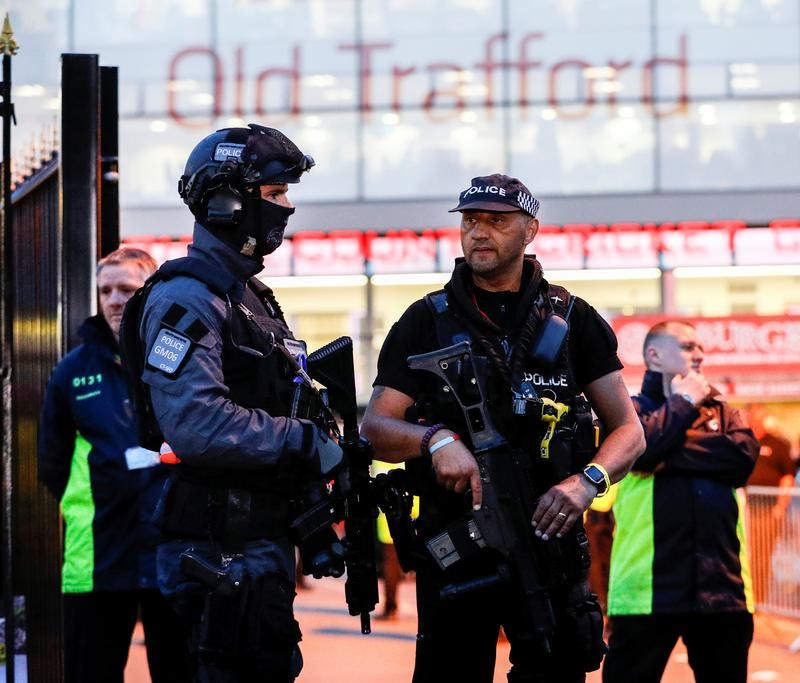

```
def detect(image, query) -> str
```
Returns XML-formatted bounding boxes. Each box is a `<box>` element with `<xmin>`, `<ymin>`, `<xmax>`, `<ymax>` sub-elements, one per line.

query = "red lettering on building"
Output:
<box><xmin>168</xmin><ymin>48</ymin><xmax>223</xmax><ymax>127</ymax></box>
<box><xmin>254</xmin><ymin>46</ymin><xmax>302</xmax><ymax>119</ymax></box>
<box><xmin>423</xmin><ymin>63</ymin><xmax>466</xmax><ymax>117</ymax></box>
<box><xmin>338</xmin><ymin>41</ymin><xmax>392</xmax><ymax>116</ymax></box>
<box><xmin>166</xmin><ymin>33</ymin><xmax>693</xmax><ymax>126</ymax></box>
<box><xmin>549</xmin><ymin>59</ymin><xmax>594</xmax><ymax>118</ymax></box>
<box><xmin>642</xmin><ymin>35</ymin><xmax>689</xmax><ymax>117</ymax></box>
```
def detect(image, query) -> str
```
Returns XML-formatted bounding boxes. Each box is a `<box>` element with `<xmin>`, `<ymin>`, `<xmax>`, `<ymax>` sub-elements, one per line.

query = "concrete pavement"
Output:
<box><xmin>125</xmin><ymin>575</ymin><xmax>800</xmax><ymax>682</ymax></box>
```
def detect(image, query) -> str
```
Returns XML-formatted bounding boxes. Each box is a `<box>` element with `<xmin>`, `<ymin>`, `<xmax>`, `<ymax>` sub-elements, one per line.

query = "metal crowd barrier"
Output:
<box><xmin>744</xmin><ymin>486</ymin><xmax>800</xmax><ymax>621</ymax></box>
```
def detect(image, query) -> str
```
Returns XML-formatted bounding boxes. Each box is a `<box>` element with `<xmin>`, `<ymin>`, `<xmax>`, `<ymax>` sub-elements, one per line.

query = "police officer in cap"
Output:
<box><xmin>125</xmin><ymin>124</ymin><xmax>343</xmax><ymax>681</ymax></box>
<box><xmin>361</xmin><ymin>174</ymin><xmax>645</xmax><ymax>682</ymax></box>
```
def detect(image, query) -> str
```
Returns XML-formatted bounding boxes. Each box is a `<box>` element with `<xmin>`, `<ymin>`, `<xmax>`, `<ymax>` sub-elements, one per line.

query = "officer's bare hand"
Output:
<box><xmin>531</xmin><ymin>474</ymin><xmax>596</xmax><ymax>541</ymax></box>
<box><xmin>671</xmin><ymin>370</ymin><xmax>710</xmax><ymax>405</ymax></box>
<box><xmin>430</xmin><ymin>437</ymin><xmax>483</xmax><ymax>509</ymax></box>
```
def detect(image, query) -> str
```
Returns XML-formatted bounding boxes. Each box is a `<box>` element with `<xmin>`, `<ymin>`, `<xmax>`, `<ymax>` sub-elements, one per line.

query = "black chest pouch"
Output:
<box><xmin>222</xmin><ymin>288</ymin><xmax>300</xmax><ymax>415</ymax></box>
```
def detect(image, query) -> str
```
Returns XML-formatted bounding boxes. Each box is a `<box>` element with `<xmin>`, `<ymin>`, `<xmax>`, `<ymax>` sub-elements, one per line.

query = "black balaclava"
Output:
<box><xmin>227</xmin><ymin>191</ymin><xmax>296</xmax><ymax>258</ymax></box>
<box><xmin>181</xmin><ymin>123</ymin><xmax>313</xmax><ymax>259</ymax></box>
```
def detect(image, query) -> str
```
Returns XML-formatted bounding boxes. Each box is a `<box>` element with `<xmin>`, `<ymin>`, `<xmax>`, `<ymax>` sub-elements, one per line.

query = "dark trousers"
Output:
<box><xmin>412</xmin><ymin>567</ymin><xmax>588</xmax><ymax>683</ymax></box>
<box><xmin>602</xmin><ymin>612</ymin><xmax>754</xmax><ymax>683</ymax></box>
<box><xmin>63</xmin><ymin>588</ymin><xmax>191</xmax><ymax>683</ymax></box>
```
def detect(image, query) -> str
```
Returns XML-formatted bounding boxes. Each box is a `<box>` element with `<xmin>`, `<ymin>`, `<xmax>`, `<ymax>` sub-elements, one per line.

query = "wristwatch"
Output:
<box><xmin>582</xmin><ymin>463</ymin><xmax>610</xmax><ymax>498</ymax></box>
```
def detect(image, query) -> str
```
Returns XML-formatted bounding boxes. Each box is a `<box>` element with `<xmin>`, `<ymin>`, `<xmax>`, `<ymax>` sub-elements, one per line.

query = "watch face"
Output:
<box><xmin>584</xmin><ymin>465</ymin><xmax>608</xmax><ymax>493</ymax></box>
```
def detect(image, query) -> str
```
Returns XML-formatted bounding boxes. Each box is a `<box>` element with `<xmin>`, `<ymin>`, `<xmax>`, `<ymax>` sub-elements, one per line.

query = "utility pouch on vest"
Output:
<box><xmin>528</xmin><ymin>312</ymin><xmax>569</xmax><ymax>369</ymax></box>
<box><xmin>527</xmin><ymin>289</ymin><xmax>574</xmax><ymax>369</ymax></box>
<box><xmin>425</xmin><ymin>516</ymin><xmax>487</xmax><ymax>572</ymax></box>
<box><xmin>290</xmin><ymin>380</ymin><xmax>329</xmax><ymax>428</ymax></box>
<box><xmin>160</xmin><ymin>479</ymin><xmax>290</xmax><ymax>545</ymax></box>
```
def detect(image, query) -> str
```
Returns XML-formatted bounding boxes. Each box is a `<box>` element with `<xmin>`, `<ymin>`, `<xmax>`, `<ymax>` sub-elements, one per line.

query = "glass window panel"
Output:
<box><xmin>280</xmin><ymin>112</ymin><xmax>359</xmax><ymax>203</ymax></box>
<box><xmin>509</xmin><ymin>104</ymin><xmax>655</xmax><ymax>195</ymax></box>
<box><xmin>659</xmin><ymin>100</ymin><xmax>800</xmax><ymax>191</ymax></box>
<box><xmin>69</xmin><ymin>2</ymin><xmax>213</xmax><ymax>127</ymax></box>
<box><xmin>510</xmin><ymin>0</ymin><xmax>650</xmax><ymax>30</ymax></box>
<box><xmin>73</xmin><ymin>1</ymin><xmax>210</xmax><ymax>47</ymax></box>
<box><xmin>362</xmin><ymin>108</ymin><xmax>504</xmax><ymax>199</ymax></box>
<box><xmin>360</xmin><ymin>1</ymin><xmax>502</xmax><ymax>112</ymax></box>
<box><xmin>657</xmin><ymin>1</ymin><xmax>799</xmax><ymax>100</ymax></box>
<box><xmin>120</xmin><ymin>111</ymin><xmax>358</xmax><ymax>206</ymax></box>
<box><xmin>120</xmin><ymin>118</ymin><xmax>209</xmax><ymax>208</ymax></box>
<box><xmin>507</xmin><ymin>2</ymin><xmax>652</xmax><ymax>117</ymax></box>
<box><xmin>217</xmin><ymin>0</ymin><xmax>358</xmax><ymax>112</ymax></box>
<box><xmin>658</xmin><ymin>0</ymin><xmax>798</xmax><ymax>29</ymax></box>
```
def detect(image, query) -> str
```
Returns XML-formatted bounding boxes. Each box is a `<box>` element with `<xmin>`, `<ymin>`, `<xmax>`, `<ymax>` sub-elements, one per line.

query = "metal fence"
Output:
<box><xmin>745</xmin><ymin>486</ymin><xmax>800</xmax><ymax>620</ymax></box>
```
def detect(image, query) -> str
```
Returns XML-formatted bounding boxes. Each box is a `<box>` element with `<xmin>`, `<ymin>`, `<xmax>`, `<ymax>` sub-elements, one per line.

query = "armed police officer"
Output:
<box><xmin>361</xmin><ymin>174</ymin><xmax>645</xmax><ymax>683</ymax></box>
<box><xmin>121</xmin><ymin>124</ymin><xmax>343</xmax><ymax>682</ymax></box>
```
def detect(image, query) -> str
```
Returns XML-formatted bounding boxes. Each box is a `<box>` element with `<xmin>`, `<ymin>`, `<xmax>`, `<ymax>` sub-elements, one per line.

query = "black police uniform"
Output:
<box><xmin>134</xmin><ymin>224</ymin><xmax>323</xmax><ymax>681</ymax></box>
<box><xmin>125</xmin><ymin>122</ymin><xmax>330</xmax><ymax>683</ymax></box>
<box><xmin>374</xmin><ymin>256</ymin><xmax>621</xmax><ymax>683</ymax></box>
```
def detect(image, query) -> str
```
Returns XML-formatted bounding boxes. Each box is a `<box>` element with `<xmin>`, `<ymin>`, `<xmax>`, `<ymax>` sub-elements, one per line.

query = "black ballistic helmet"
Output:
<box><xmin>178</xmin><ymin>123</ymin><xmax>314</xmax><ymax>221</ymax></box>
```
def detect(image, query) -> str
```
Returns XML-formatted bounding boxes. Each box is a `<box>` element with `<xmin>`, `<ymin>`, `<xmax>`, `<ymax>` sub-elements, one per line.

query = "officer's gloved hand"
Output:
<box><xmin>309</xmin><ymin>430</ymin><xmax>344</xmax><ymax>478</ymax></box>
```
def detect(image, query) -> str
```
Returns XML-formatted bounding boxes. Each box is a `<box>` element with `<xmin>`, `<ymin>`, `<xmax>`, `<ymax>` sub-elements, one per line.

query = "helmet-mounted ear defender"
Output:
<box><xmin>205</xmin><ymin>160</ymin><xmax>245</xmax><ymax>229</ymax></box>
<box><xmin>178</xmin><ymin>158</ymin><xmax>247</xmax><ymax>230</ymax></box>
<box><xmin>205</xmin><ymin>184</ymin><xmax>245</xmax><ymax>229</ymax></box>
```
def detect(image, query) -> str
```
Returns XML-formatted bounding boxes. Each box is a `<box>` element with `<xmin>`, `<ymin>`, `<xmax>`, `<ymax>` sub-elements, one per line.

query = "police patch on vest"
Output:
<box><xmin>147</xmin><ymin>328</ymin><xmax>193</xmax><ymax>375</ymax></box>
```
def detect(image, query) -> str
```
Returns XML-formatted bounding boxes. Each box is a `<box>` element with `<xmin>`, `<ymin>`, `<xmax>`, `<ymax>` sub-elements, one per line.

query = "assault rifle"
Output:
<box><xmin>289</xmin><ymin>336</ymin><xmax>415</xmax><ymax>635</ymax></box>
<box><xmin>407</xmin><ymin>340</ymin><xmax>556</xmax><ymax>655</ymax></box>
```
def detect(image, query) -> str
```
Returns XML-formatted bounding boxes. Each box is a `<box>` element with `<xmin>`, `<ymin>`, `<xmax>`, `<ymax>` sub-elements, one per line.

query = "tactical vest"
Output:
<box><xmin>122</xmin><ymin>256</ymin><xmax>304</xmax><ymax>447</ymax></box>
<box><xmin>409</xmin><ymin>283</ymin><xmax>597</xmax><ymax>510</ymax></box>
<box><xmin>120</xmin><ymin>257</ymin><xmax>321</xmax><ymax>544</ymax></box>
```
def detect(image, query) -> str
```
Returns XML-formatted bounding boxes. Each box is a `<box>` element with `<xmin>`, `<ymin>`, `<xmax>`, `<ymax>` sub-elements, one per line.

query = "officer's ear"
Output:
<box><xmin>524</xmin><ymin>217</ymin><xmax>539</xmax><ymax>246</ymax></box>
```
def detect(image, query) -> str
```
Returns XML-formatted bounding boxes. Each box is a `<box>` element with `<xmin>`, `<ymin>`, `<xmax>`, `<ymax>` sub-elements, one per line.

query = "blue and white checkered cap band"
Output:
<box><xmin>516</xmin><ymin>192</ymin><xmax>540</xmax><ymax>217</ymax></box>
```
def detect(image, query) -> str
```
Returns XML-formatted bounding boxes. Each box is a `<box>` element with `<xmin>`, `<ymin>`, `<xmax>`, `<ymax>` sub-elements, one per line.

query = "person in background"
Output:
<box><xmin>38</xmin><ymin>247</ymin><xmax>190</xmax><ymax>683</ymax></box>
<box><xmin>372</xmin><ymin>459</ymin><xmax>416</xmax><ymax>621</ymax></box>
<box><xmin>604</xmin><ymin>320</ymin><xmax>759</xmax><ymax>683</ymax></box>
<box><xmin>745</xmin><ymin>403</ymin><xmax>797</xmax><ymax>605</ymax></box>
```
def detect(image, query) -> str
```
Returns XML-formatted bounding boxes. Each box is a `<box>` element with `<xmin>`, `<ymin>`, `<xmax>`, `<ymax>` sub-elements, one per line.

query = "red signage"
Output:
<box><xmin>366</xmin><ymin>230</ymin><xmax>438</xmax><ymax>274</ymax></box>
<box><xmin>735</xmin><ymin>228</ymin><xmax>800</xmax><ymax>265</ymax></box>
<box><xmin>292</xmin><ymin>230</ymin><xmax>365</xmax><ymax>275</ymax></box>
<box><xmin>612</xmin><ymin>315</ymin><xmax>800</xmax><ymax>376</ymax></box>
<box><xmin>123</xmin><ymin>223</ymin><xmax>800</xmax><ymax>275</ymax></box>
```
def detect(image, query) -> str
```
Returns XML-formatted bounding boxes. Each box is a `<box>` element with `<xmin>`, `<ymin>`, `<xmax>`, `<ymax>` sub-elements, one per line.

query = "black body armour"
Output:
<box><xmin>120</xmin><ymin>257</ymin><xmax>312</xmax><ymax>542</ymax></box>
<box><xmin>408</xmin><ymin>275</ymin><xmax>598</xmax><ymax>582</ymax></box>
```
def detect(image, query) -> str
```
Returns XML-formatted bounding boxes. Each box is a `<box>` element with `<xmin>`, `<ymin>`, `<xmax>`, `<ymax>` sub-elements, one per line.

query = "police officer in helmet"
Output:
<box><xmin>124</xmin><ymin>124</ymin><xmax>342</xmax><ymax>681</ymax></box>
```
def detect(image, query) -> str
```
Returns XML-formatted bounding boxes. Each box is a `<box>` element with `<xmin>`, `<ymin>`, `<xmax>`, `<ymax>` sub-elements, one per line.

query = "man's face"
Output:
<box><xmin>98</xmin><ymin>262</ymin><xmax>148</xmax><ymax>341</ymax></box>
<box><xmin>259</xmin><ymin>183</ymin><xmax>292</xmax><ymax>207</ymax></box>
<box><xmin>649</xmin><ymin>323</ymin><xmax>705</xmax><ymax>377</ymax></box>
<box><xmin>460</xmin><ymin>210</ymin><xmax>538</xmax><ymax>280</ymax></box>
